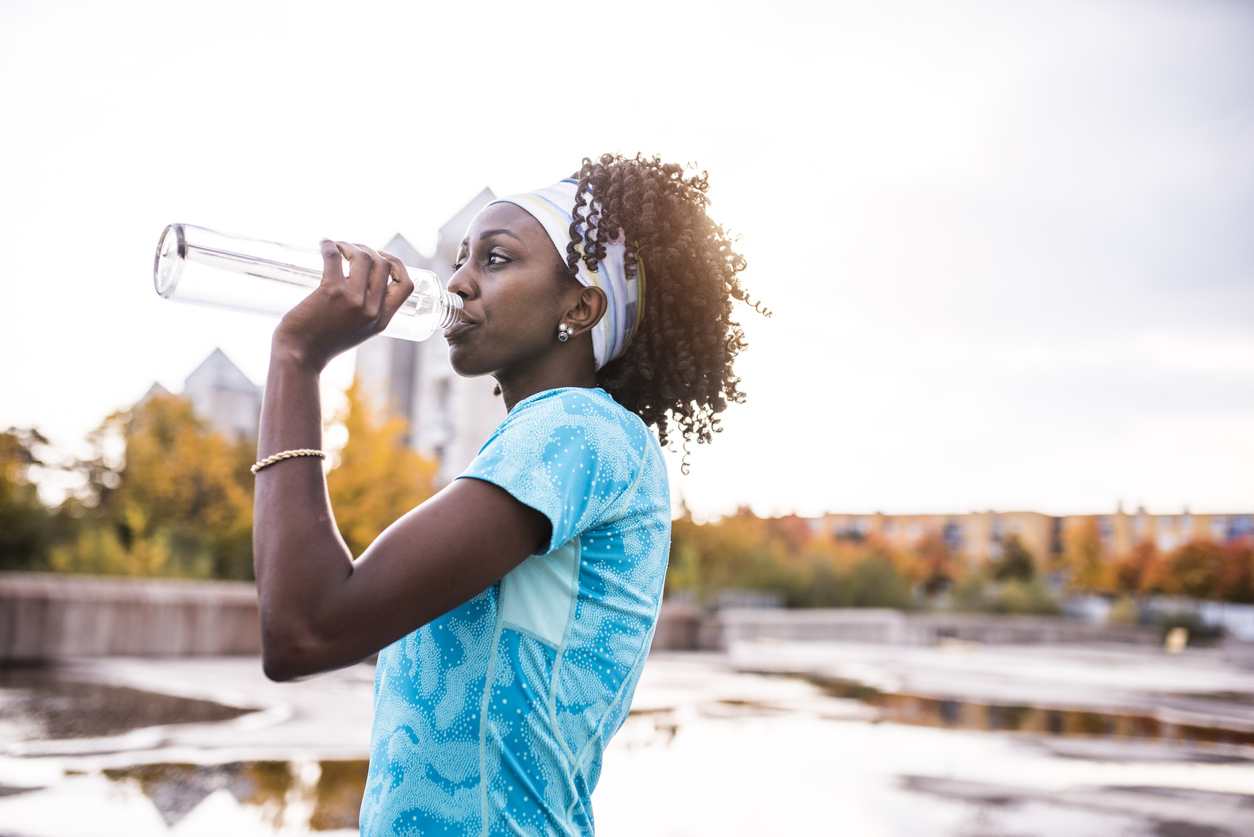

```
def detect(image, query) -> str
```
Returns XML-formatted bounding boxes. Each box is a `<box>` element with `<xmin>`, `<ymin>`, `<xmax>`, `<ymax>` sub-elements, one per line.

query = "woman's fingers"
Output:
<box><xmin>380</xmin><ymin>253</ymin><xmax>415</xmax><ymax>323</ymax></box>
<box><xmin>320</xmin><ymin>239</ymin><xmax>344</xmax><ymax>284</ymax></box>
<box><xmin>332</xmin><ymin>242</ymin><xmax>390</xmax><ymax>324</ymax></box>
<box><xmin>355</xmin><ymin>243</ymin><xmax>392</xmax><ymax>319</ymax></box>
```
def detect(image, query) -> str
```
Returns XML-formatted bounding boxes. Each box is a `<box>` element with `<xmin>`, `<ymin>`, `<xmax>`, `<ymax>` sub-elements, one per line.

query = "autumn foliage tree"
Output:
<box><xmin>913</xmin><ymin>531</ymin><xmax>958</xmax><ymax>594</ymax></box>
<box><xmin>325</xmin><ymin>378</ymin><xmax>438</xmax><ymax>558</ymax></box>
<box><xmin>52</xmin><ymin>394</ymin><xmax>255</xmax><ymax>579</ymax></box>
<box><xmin>1061</xmin><ymin>517</ymin><xmax>1106</xmax><ymax>592</ymax></box>
<box><xmin>1165</xmin><ymin>540</ymin><xmax>1228</xmax><ymax>600</ymax></box>
<box><xmin>1109</xmin><ymin>540</ymin><xmax>1166</xmax><ymax>595</ymax></box>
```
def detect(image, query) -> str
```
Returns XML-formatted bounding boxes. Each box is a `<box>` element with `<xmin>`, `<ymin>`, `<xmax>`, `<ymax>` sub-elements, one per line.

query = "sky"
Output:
<box><xmin>2</xmin><ymin>0</ymin><xmax>1252</xmax><ymax>519</ymax></box>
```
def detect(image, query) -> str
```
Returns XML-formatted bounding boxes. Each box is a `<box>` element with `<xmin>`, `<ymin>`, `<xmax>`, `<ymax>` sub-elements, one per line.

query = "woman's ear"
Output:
<box><xmin>564</xmin><ymin>286</ymin><xmax>607</xmax><ymax>336</ymax></box>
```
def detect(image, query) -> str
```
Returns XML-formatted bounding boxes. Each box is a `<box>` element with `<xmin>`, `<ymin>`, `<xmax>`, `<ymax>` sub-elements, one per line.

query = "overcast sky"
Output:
<box><xmin>2</xmin><ymin>0</ymin><xmax>1252</xmax><ymax>519</ymax></box>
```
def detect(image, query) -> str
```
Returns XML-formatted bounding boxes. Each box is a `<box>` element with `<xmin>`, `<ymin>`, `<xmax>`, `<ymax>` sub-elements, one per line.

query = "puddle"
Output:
<box><xmin>2</xmin><ymin>655</ymin><xmax>1253</xmax><ymax>836</ymax></box>
<box><xmin>102</xmin><ymin>759</ymin><xmax>368</xmax><ymax>830</ymax></box>
<box><xmin>798</xmin><ymin>674</ymin><xmax>1254</xmax><ymax>748</ymax></box>
<box><xmin>0</xmin><ymin>665</ymin><xmax>254</xmax><ymax>741</ymax></box>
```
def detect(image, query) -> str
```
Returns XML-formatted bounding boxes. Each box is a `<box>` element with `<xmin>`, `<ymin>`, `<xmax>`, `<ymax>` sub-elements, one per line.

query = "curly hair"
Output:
<box><xmin>564</xmin><ymin>153</ymin><xmax>767</xmax><ymax>468</ymax></box>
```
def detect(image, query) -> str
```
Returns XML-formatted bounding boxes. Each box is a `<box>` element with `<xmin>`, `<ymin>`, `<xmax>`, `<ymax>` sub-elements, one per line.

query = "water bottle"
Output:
<box><xmin>153</xmin><ymin>224</ymin><xmax>462</xmax><ymax>342</ymax></box>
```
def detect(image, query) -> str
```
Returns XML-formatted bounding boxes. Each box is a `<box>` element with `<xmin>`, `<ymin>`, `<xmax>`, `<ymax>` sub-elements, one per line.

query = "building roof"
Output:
<box><xmin>183</xmin><ymin>348</ymin><xmax>260</xmax><ymax>396</ymax></box>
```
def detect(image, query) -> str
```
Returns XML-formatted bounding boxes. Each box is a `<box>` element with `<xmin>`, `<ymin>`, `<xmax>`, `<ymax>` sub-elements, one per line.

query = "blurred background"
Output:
<box><xmin>2</xmin><ymin>0</ymin><xmax>1253</xmax><ymax>835</ymax></box>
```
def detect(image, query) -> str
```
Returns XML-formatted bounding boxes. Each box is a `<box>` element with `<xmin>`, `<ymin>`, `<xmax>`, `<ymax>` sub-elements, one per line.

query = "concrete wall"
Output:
<box><xmin>653</xmin><ymin>604</ymin><xmax>1161</xmax><ymax>651</ymax></box>
<box><xmin>2</xmin><ymin>574</ymin><xmax>1166</xmax><ymax>662</ymax></box>
<box><xmin>0</xmin><ymin>573</ymin><xmax>261</xmax><ymax>662</ymax></box>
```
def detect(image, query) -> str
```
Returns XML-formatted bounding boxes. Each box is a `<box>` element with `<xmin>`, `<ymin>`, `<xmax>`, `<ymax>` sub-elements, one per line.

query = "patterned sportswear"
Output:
<box><xmin>361</xmin><ymin>386</ymin><xmax>671</xmax><ymax>836</ymax></box>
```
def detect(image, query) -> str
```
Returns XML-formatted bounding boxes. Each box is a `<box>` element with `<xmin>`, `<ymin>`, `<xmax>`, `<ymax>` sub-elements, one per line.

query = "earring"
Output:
<box><xmin>557</xmin><ymin>323</ymin><xmax>572</xmax><ymax>343</ymax></box>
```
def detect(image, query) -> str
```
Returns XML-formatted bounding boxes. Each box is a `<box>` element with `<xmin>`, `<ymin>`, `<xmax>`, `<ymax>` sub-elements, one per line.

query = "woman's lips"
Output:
<box><xmin>444</xmin><ymin>318</ymin><xmax>477</xmax><ymax>341</ymax></box>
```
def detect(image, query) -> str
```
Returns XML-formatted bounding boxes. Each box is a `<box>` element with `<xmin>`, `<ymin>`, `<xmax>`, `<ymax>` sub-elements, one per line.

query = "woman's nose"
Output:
<box><xmin>446</xmin><ymin>265</ymin><xmax>474</xmax><ymax>300</ymax></box>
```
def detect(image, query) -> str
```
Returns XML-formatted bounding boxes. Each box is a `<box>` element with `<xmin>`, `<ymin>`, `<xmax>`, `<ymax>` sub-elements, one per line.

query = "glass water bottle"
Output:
<box><xmin>153</xmin><ymin>224</ymin><xmax>462</xmax><ymax>342</ymax></box>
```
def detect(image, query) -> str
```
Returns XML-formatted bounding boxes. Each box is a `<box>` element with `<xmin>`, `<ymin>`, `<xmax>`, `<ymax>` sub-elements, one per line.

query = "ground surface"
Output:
<box><xmin>0</xmin><ymin>643</ymin><xmax>1251</xmax><ymax>835</ymax></box>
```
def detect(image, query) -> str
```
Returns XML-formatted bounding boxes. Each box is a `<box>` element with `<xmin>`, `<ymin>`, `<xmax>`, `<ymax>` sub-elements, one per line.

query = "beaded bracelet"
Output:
<box><xmin>250</xmin><ymin>449</ymin><xmax>326</xmax><ymax>475</ymax></box>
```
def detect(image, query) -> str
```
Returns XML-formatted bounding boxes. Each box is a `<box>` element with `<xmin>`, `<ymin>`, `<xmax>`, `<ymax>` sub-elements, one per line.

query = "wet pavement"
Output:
<box><xmin>0</xmin><ymin>643</ymin><xmax>1252</xmax><ymax>835</ymax></box>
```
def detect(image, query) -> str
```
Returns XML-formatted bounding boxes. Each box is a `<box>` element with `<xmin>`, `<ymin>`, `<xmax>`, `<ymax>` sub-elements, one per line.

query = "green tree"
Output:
<box><xmin>841</xmin><ymin>554</ymin><xmax>913</xmax><ymax>609</ymax></box>
<box><xmin>325</xmin><ymin>378</ymin><xmax>438</xmax><ymax>558</ymax></box>
<box><xmin>991</xmin><ymin>534</ymin><xmax>1035</xmax><ymax>582</ymax></box>
<box><xmin>0</xmin><ymin>427</ymin><xmax>52</xmax><ymax>571</ymax></box>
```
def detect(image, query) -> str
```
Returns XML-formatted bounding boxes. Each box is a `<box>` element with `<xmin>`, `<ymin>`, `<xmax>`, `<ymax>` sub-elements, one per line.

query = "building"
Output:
<box><xmin>820</xmin><ymin>511</ymin><xmax>1059</xmax><ymax>571</ymax></box>
<box><xmin>142</xmin><ymin>348</ymin><xmax>263</xmax><ymax>441</ymax></box>
<box><xmin>354</xmin><ymin>188</ymin><xmax>506</xmax><ymax>484</ymax></box>
<box><xmin>1061</xmin><ymin>507</ymin><xmax>1254</xmax><ymax>557</ymax></box>
<box><xmin>819</xmin><ymin>507</ymin><xmax>1254</xmax><ymax>570</ymax></box>
<box><xmin>182</xmin><ymin>349</ymin><xmax>264</xmax><ymax>441</ymax></box>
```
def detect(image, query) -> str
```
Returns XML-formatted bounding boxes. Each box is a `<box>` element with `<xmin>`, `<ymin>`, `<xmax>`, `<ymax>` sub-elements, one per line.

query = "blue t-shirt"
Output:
<box><xmin>361</xmin><ymin>387</ymin><xmax>671</xmax><ymax>836</ymax></box>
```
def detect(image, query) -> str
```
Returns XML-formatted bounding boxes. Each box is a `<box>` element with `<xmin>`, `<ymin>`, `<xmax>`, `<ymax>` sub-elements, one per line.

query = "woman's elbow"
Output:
<box><xmin>260</xmin><ymin>625</ymin><xmax>329</xmax><ymax>682</ymax></box>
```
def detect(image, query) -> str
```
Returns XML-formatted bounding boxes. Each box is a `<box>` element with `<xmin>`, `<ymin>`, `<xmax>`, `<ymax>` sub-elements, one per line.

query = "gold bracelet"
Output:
<box><xmin>251</xmin><ymin>449</ymin><xmax>326</xmax><ymax>475</ymax></box>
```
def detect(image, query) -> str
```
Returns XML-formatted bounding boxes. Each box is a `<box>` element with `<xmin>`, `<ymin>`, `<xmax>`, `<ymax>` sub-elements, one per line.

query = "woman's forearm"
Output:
<box><xmin>252</xmin><ymin>336</ymin><xmax>354</xmax><ymax>680</ymax></box>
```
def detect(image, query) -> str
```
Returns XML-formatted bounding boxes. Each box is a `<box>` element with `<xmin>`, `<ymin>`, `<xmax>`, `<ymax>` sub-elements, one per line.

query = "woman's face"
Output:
<box><xmin>444</xmin><ymin>202</ymin><xmax>579</xmax><ymax>380</ymax></box>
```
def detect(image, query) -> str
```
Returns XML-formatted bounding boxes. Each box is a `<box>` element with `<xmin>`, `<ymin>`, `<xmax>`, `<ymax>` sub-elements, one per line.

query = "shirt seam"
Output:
<box><xmin>564</xmin><ymin>620</ymin><xmax>657</xmax><ymax>824</ymax></box>
<box><xmin>499</xmin><ymin>622</ymin><xmax>558</xmax><ymax>650</ymax></box>
<box><xmin>547</xmin><ymin>535</ymin><xmax>582</xmax><ymax>769</ymax></box>
<box><xmin>479</xmin><ymin>585</ymin><xmax>506</xmax><ymax>837</ymax></box>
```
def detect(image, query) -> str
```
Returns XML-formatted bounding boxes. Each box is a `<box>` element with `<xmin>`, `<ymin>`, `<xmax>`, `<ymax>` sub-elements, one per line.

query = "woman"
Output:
<box><xmin>252</xmin><ymin>153</ymin><xmax>760</xmax><ymax>835</ymax></box>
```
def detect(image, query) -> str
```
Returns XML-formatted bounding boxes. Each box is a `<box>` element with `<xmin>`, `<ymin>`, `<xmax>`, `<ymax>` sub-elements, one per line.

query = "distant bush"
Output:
<box><xmin>950</xmin><ymin>573</ymin><xmax>1060</xmax><ymax>616</ymax></box>
<box><xmin>668</xmin><ymin>508</ymin><xmax>918</xmax><ymax>609</ymax></box>
<box><xmin>839</xmin><ymin>555</ymin><xmax>914</xmax><ymax>609</ymax></box>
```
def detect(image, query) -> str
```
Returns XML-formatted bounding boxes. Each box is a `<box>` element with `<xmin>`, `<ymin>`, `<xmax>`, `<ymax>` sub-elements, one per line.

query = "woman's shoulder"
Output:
<box><xmin>509</xmin><ymin>387</ymin><xmax>649</xmax><ymax>437</ymax></box>
<box><xmin>484</xmin><ymin>387</ymin><xmax>661</xmax><ymax>471</ymax></box>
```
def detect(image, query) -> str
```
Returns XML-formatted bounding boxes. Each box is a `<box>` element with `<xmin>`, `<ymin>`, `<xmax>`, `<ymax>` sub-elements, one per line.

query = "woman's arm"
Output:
<box><xmin>252</xmin><ymin>241</ymin><xmax>548</xmax><ymax>681</ymax></box>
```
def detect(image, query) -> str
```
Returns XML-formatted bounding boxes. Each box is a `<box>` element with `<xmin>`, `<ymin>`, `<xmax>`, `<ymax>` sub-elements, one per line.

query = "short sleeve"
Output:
<box><xmin>457</xmin><ymin>389</ymin><xmax>648</xmax><ymax>555</ymax></box>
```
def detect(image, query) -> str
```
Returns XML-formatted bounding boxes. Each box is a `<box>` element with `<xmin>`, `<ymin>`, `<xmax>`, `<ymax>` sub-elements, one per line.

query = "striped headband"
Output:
<box><xmin>495</xmin><ymin>179</ymin><xmax>645</xmax><ymax>369</ymax></box>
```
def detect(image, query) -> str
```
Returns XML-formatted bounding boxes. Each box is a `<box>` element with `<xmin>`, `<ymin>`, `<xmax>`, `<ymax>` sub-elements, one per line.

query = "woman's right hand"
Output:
<box><xmin>273</xmin><ymin>240</ymin><xmax>415</xmax><ymax>372</ymax></box>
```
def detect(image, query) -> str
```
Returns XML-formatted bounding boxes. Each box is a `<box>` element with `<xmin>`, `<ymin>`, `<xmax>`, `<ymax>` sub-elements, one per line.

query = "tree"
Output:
<box><xmin>1109</xmin><ymin>540</ymin><xmax>1163</xmax><ymax>595</ymax></box>
<box><xmin>1218</xmin><ymin>542</ymin><xmax>1254</xmax><ymax>603</ymax></box>
<box><xmin>1061</xmin><ymin>517</ymin><xmax>1105</xmax><ymax>592</ymax></box>
<box><xmin>991</xmin><ymin>534</ymin><xmax>1036</xmax><ymax>582</ymax></box>
<box><xmin>0</xmin><ymin>427</ymin><xmax>52</xmax><ymax>571</ymax></box>
<box><xmin>325</xmin><ymin>378</ymin><xmax>438</xmax><ymax>558</ymax></box>
<box><xmin>913</xmin><ymin>532</ymin><xmax>957</xmax><ymax>595</ymax></box>
<box><xmin>51</xmin><ymin>394</ymin><xmax>255</xmax><ymax>579</ymax></box>
<box><xmin>1167</xmin><ymin>541</ymin><xmax>1226</xmax><ymax>600</ymax></box>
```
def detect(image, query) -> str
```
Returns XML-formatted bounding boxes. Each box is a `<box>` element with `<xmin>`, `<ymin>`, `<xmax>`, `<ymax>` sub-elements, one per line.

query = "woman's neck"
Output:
<box><xmin>497</xmin><ymin>362</ymin><xmax>597</xmax><ymax>412</ymax></box>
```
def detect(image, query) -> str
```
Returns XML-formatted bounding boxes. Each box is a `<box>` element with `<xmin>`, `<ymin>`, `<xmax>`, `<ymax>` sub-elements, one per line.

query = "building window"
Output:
<box><xmin>1097</xmin><ymin>516</ymin><xmax>1113</xmax><ymax>544</ymax></box>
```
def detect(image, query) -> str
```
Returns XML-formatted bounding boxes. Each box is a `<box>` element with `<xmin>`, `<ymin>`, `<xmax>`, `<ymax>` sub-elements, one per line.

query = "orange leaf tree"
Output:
<box><xmin>325</xmin><ymin>378</ymin><xmax>438</xmax><ymax>558</ymax></box>
<box><xmin>52</xmin><ymin>394</ymin><xmax>255</xmax><ymax>578</ymax></box>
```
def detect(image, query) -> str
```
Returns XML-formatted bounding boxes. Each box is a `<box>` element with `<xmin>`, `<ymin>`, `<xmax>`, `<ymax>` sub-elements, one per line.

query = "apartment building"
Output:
<box><xmin>819</xmin><ymin>508</ymin><xmax>1253</xmax><ymax>570</ymax></box>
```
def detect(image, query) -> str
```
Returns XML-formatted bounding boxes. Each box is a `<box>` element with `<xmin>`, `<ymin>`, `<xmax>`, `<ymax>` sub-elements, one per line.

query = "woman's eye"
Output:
<box><xmin>450</xmin><ymin>261</ymin><xmax>465</xmax><ymax>272</ymax></box>
<box><xmin>486</xmin><ymin>252</ymin><xmax>508</xmax><ymax>266</ymax></box>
